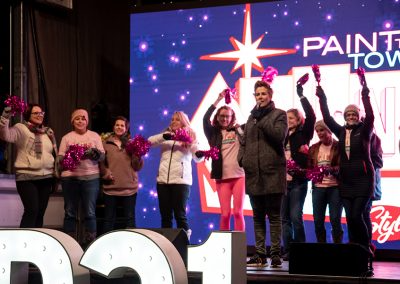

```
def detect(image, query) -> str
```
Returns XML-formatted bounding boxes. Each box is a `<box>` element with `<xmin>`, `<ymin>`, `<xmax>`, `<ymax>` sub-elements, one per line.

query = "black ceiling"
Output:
<box><xmin>130</xmin><ymin>0</ymin><xmax>282</xmax><ymax>13</ymax></box>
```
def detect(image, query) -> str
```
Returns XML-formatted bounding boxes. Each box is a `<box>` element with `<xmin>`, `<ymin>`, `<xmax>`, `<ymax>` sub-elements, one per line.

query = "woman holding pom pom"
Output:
<box><xmin>100</xmin><ymin>116</ymin><xmax>144</xmax><ymax>233</ymax></box>
<box><xmin>58</xmin><ymin>108</ymin><xmax>105</xmax><ymax>246</ymax></box>
<box><xmin>0</xmin><ymin>103</ymin><xmax>57</xmax><ymax>228</ymax></box>
<box><xmin>308</xmin><ymin>120</ymin><xmax>343</xmax><ymax>243</ymax></box>
<box><xmin>148</xmin><ymin>111</ymin><xmax>201</xmax><ymax>241</ymax></box>
<box><xmin>203</xmin><ymin>90</ymin><xmax>245</xmax><ymax>231</ymax></box>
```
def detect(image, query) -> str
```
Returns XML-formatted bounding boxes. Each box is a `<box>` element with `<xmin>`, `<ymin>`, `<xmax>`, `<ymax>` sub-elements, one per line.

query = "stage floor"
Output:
<box><xmin>26</xmin><ymin>259</ymin><xmax>400</xmax><ymax>283</ymax></box>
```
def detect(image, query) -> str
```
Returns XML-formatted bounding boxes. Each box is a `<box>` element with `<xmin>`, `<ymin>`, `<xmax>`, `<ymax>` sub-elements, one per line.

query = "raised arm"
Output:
<box><xmin>315</xmin><ymin>86</ymin><xmax>342</xmax><ymax>138</ymax></box>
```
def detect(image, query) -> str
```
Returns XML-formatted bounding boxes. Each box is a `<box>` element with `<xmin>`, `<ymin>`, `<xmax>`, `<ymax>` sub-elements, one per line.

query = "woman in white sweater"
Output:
<box><xmin>0</xmin><ymin>104</ymin><xmax>57</xmax><ymax>228</ymax></box>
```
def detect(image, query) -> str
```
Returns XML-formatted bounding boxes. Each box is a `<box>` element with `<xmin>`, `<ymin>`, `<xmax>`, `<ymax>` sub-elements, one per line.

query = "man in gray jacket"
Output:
<box><xmin>238</xmin><ymin>80</ymin><xmax>288</xmax><ymax>267</ymax></box>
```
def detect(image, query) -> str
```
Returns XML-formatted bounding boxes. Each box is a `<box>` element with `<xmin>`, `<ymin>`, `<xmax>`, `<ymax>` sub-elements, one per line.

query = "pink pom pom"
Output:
<box><xmin>173</xmin><ymin>128</ymin><xmax>193</xmax><ymax>143</ymax></box>
<box><xmin>296</xmin><ymin>73</ymin><xmax>309</xmax><ymax>86</ymax></box>
<box><xmin>4</xmin><ymin>95</ymin><xmax>28</xmax><ymax>116</ymax></box>
<box><xmin>261</xmin><ymin>66</ymin><xmax>278</xmax><ymax>84</ymax></box>
<box><xmin>224</xmin><ymin>88</ymin><xmax>236</xmax><ymax>104</ymax></box>
<box><xmin>306</xmin><ymin>166</ymin><xmax>327</xmax><ymax>183</ymax></box>
<box><xmin>125</xmin><ymin>134</ymin><xmax>151</xmax><ymax>158</ymax></box>
<box><xmin>202</xmin><ymin>146</ymin><xmax>220</xmax><ymax>160</ymax></box>
<box><xmin>61</xmin><ymin>144</ymin><xmax>89</xmax><ymax>171</ymax></box>
<box><xmin>311</xmin><ymin>65</ymin><xmax>321</xmax><ymax>85</ymax></box>
<box><xmin>356</xmin><ymin>67</ymin><xmax>367</xmax><ymax>87</ymax></box>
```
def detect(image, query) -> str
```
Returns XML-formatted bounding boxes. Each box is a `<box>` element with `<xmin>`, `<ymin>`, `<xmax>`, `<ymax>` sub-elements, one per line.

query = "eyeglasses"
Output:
<box><xmin>31</xmin><ymin>111</ymin><xmax>45</xmax><ymax>116</ymax></box>
<box><xmin>254</xmin><ymin>92</ymin><xmax>268</xmax><ymax>97</ymax></box>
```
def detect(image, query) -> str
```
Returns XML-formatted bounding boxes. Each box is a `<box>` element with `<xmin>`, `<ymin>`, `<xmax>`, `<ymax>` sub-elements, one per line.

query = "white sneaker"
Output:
<box><xmin>186</xmin><ymin>229</ymin><xmax>192</xmax><ymax>242</ymax></box>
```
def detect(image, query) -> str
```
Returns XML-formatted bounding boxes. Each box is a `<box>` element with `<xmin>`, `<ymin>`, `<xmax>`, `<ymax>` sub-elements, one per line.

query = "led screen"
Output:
<box><xmin>130</xmin><ymin>0</ymin><xmax>400</xmax><ymax>249</ymax></box>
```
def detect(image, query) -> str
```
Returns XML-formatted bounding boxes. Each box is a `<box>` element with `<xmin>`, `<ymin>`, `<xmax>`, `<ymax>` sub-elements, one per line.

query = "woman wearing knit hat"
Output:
<box><xmin>315</xmin><ymin>85</ymin><xmax>375</xmax><ymax>258</ymax></box>
<box><xmin>308</xmin><ymin>120</ymin><xmax>343</xmax><ymax>243</ymax></box>
<box><xmin>281</xmin><ymin>83</ymin><xmax>316</xmax><ymax>261</ymax></box>
<box><xmin>58</xmin><ymin>108</ymin><xmax>105</xmax><ymax>247</ymax></box>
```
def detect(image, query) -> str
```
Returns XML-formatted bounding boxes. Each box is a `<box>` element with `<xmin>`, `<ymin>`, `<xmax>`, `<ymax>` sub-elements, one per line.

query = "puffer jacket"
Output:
<box><xmin>148</xmin><ymin>132</ymin><xmax>201</xmax><ymax>185</ymax></box>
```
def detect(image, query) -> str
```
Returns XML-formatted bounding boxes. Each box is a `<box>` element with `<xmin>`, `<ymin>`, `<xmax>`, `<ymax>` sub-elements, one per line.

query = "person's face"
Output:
<box><xmin>29</xmin><ymin>106</ymin><xmax>45</xmax><ymax>126</ymax></box>
<box><xmin>73</xmin><ymin>115</ymin><xmax>88</xmax><ymax>134</ymax></box>
<box><xmin>170</xmin><ymin>113</ymin><xmax>183</xmax><ymax>131</ymax></box>
<box><xmin>287</xmin><ymin>112</ymin><xmax>300</xmax><ymax>130</ymax></box>
<box><xmin>217</xmin><ymin>109</ymin><xmax>233</xmax><ymax>129</ymax></box>
<box><xmin>345</xmin><ymin>111</ymin><xmax>359</xmax><ymax>125</ymax></box>
<box><xmin>113</xmin><ymin>119</ymin><xmax>127</xmax><ymax>137</ymax></box>
<box><xmin>254</xmin><ymin>86</ymin><xmax>272</xmax><ymax>108</ymax></box>
<box><xmin>315</xmin><ymin>126</ymin><xmax>331</xmax><ymax>143</ymax></box>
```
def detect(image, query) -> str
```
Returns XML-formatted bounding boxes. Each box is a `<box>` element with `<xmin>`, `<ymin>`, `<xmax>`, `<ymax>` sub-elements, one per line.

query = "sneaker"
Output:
<box><xmin>247</xmin><ymin>254</ymin><xmax>267</xmax><ymax>267</ymax></box>
<box><xmin>270</xmin><ymin>255</ymin><xmax>282</xmax><ymax>268</ymax></box>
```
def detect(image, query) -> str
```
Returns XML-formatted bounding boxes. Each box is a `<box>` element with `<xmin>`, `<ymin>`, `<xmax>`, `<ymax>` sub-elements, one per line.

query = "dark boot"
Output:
<box><xmin>333</xmin><ymin>230</ymin><xmax>343</xmax><ymax>244</ymax></box>
<box><xmin>316</xmin><ymin>230</ymin><xmax>326</xmax><ymax>243</ymax></box>
<box><xmin>65</xmin><ymin>231</ymin><xmax>77</xmax><ymax>241</ymax></box>
<box><xmin>82</xmin><ymin>231</ymin><xmax>96</xmax><ymax>249</ymax></box>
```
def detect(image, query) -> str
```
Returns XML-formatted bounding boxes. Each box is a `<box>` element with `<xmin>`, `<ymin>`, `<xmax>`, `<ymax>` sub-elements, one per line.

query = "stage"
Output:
<box><xmin>26</xmin><ymin>259</ymin><xmax>400</xmax><ymax>284</ymax></box>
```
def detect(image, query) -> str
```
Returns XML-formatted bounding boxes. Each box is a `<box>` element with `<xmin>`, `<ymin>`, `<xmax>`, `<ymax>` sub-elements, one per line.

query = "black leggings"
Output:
<box><xmin>16</xmin><ymin>178</ymin><xmax>53</xmax><ymax>228</ymax></box>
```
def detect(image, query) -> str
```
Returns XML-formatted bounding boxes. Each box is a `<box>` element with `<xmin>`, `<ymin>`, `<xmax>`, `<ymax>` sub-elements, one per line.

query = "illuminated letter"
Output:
<box><xmin>187</xmin><ymin>231</ymin><xmax>246</xmax><ymax>284</ymax></box>
<box><xmin>355</xmin><ymin>32</ymin><xmax>377</xmax><ymax>53</ymax></box>
<box><xmin>348</xmin><ymin>53</ymin><xmax>365</xmax><ymax>69</ymax></box>
<box><xmin>322</xmin><ymin>36</ymin><xmax>344</xmax><ymax>56</ymax></box>
<box><xmin>365</xmin><ymin>52</ymin><xmax>384</xmax><ymax>69</ymax></box>
<box><xmin>0</xmin><ymin>229</ymin><xmax>89</xmax><ymax>284</ymax></box>
<box><xmin>303</xmin><ymin>37</ymin><xmax>325</xmax><ymax>57</ymax></box>
<box><xmin>385</xmin><ymin>50</ymin><xmax>400</xmax><ymax>67</ymax></box>
<box><xmin>379</xmin><ymin>30</ymin><xmax>400</xmax><ymax>51</ymax></box>
<box><xmin>80</xmin><ymin>229</ymin><xmax>187</xmax><ymax>284</ymax></box>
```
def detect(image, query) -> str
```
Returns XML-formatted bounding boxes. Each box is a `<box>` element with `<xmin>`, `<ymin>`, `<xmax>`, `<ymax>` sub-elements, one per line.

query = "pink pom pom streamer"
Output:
<box><xmin>125</xmin><ymin>134</ymin><xmax>151</xmax><ymax>158</ymax></box>
<box><xmin>224</xmin><ymin>88</ymin><xmax>236</xmax><ymax>104</ymax></box>
<box><xmin>173</xmin><ymin>128</ymin><xmax>193</xmax><ymax>143</ymax></box>
<box><xmin>261</xmin><ymin>66</ymin><xmax>278</xmax><ymax>84</ymax></box>
<box><xmin>296</xmin><ymin>73</ymin><xmax>309</xmax><ymax>86</ymax></box>
<box><xmin>61</xmin><ymin>144</ymin><xmax>89</xmax><ymax>171</ymax></box>
<box><xmin>306</xmin><ymin>165</ymin><xmax>328</xmax><ymax>183</ymax></box>
<box><xmin>202</xmin><ymin>146</ymin><xmax>220</xmax><ymax>160</ymax></box>
<box><xmin>311</xmin><ymin>64</ymin><xmax>321</xmax><ymax>85</ymax></box>
<box><xmin>356</xmin><ymin>67</ymin><xmax>367</xmax><ymax>87</ymax></box>
<box><xmin>4</xmin><ymin>95</ymin><xmax>28</xmax><ymax>116</ymax></box>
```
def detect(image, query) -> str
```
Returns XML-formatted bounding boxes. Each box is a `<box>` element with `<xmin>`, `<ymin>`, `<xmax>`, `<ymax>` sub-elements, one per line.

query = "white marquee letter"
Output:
<box><xmin>303</xmin><ymin>37</ymin><xmax>325</xmax><ymax>57</ymax></box>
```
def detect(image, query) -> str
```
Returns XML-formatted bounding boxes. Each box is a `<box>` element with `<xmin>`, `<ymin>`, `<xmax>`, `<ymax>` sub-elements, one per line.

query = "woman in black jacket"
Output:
<box><xmin>282</xmin><ymin>84</ymin><xmax>316</xmax><ymax>260</ymax></box>
<box><xmin>316</xmin><ymin>85</ymin><xmax>374</xmax><ymax>253</ymax></box>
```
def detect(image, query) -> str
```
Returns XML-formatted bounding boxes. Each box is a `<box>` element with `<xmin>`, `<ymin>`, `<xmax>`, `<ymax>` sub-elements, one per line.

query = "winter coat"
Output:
<box><xmin>100</xmin><ymin>136</ymin><xmax>144</xmax><ymax>196</ymax></box>
<box><xmin>238</xmin><ymin>101</ymin><xmax>288</xmax><ymax>196</ymax></box>
<box><xmin>318</xmin><ymin>90</ymin><xmax>374</xmax><ymax>198</ymax></box>
<box><xmin>148</xmin><ymin>132</ymin><xmax>200</xmax><ymax>185</ymax></box>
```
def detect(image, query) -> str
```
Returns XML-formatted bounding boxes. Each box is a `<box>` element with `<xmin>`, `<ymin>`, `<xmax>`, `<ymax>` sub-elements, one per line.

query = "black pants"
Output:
<box><xmin>156</xmin><ymin>183</ymin><xmax>190</xmax><ymax>231</ymax></box>
<box><xmin>16</xmin><ymin>178</ymin><xmax>53</xmax><ymax>228</ymax></box>
<box><xmin>103</xmin><ymin>193</ymin><xmax>137</xmax><ymax>233</ymax></box>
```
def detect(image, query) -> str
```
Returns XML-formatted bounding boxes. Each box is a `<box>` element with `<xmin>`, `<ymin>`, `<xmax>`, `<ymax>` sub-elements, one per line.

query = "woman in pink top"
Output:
<box><xmin>203</xmin><ymin>90</ymin><xmax>245</xmax><ymax>231</ymax></box>
<box><xmin>58</xmin><ymin>108</ymin><xmax>105</xmax><ymax>246</ymax></box>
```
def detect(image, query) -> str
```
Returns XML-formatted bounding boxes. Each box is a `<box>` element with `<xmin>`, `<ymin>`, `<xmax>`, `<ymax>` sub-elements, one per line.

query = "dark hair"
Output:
<box><xmin>212</xmin><ymin>106</ymin><xmax>236</xmax><ymax>129</ymax></box>
<box><xmin>113</xmin><ymin>116</ymin><xmax>130</xmax><ymax>132</ymax></box>
<box><xmin>23</xmin><ymin>103</ymin><xmax>43</xmax><ymax>123</ymax></box>
<box><xmin>254</xmin><ymin>80</ymin><xmax>273</xmax><ymax>96</ymax></box>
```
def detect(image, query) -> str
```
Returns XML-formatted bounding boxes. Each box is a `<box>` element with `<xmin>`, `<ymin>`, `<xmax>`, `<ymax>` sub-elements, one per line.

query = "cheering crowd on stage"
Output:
<box><xmin>0</xmin><ymin>65</ymin><xmax>380</xmax><ymax>273</ymax></box>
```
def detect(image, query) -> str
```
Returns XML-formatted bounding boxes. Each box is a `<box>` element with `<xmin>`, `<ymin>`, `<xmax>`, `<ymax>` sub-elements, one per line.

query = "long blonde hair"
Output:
<box><xmin>169</xmin><ymin>111</ymin><xmax>197</xmax><ymax>145</ymax></box>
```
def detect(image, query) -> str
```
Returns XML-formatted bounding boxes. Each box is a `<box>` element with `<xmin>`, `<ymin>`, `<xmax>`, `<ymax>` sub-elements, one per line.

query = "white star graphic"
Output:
<box><xmin>200</xmin><ymin>4</ymin><xmax>296</xmax><ymax>78</ymax></box>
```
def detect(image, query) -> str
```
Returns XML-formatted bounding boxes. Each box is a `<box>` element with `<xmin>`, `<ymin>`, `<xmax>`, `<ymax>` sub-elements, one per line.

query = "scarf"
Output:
<box><xmin>24</xmin><ymin>121</ymin><xmax>58</xmax><ymax>159</ymax></box>
<box><xmin>250</xmin><ymin>101</ymin><xmax>275</xmax><ymax>122</ymax></box>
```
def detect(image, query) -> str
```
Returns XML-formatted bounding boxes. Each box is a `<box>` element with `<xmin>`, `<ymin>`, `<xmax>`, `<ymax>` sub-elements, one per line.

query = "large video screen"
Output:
<box><xmin>130</xmin><ymin>0</ymin><xmax>400</xmax><ymax>249</ymax></box>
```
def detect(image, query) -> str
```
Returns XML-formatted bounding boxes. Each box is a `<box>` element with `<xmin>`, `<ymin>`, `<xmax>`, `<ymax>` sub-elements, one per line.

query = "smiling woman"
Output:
<box><xmin>0</xmin><ymin>103</ymin><xmax>58</xmax><ymax>229</ymax></box>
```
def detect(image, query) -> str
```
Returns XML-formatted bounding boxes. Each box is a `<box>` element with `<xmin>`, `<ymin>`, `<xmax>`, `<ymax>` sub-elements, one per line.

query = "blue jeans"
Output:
<box><xmin>62</xmin><ymin>178</ymin><xmax>100</xmax><ymax>233</ymax></box>
<box><xmin>157</xmin><ymin>183</ymin><xmax>190</xmax><ymax>231</ymax></box>
<box><xmin>312</xmin><ymin>186</ymin><xmax>343</xmax><ymax>243</ymax></box>
<box><xmin>281</xmin><ymin>179</ymin><xmax>308</xmax><ymax>253</ymax></box>
<box><xmin>103</xmin><ymin>193</ymin><xmax>137</xmax><ymax>233</ymax></box>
